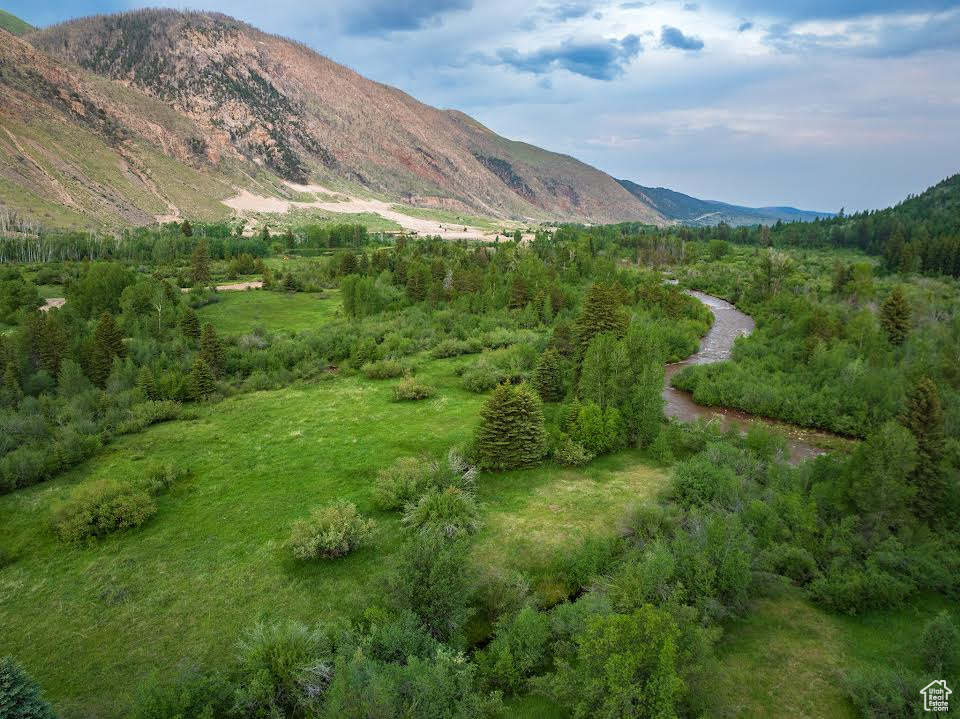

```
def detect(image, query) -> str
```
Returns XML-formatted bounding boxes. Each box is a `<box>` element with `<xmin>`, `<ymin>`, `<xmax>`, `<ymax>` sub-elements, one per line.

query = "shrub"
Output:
<box><xmin>361</xmin><ymin>359</ymin><xmax>409</xmax><ymax>379</ymax></box>
<box><xmin>431</xmin><ymin>338</ymin><xmax>483</xmax><ymax>359</ymax></box>
<box><xmin>845</xmin><ymin>667</ymin><xmax>914</xmax><ymax>719</ymax></box>
<box><xmin>807</xmin><ymin>561</ymin><xmax>914</xmax><ymax>614</ymax></box>
<box><xmin>51</xmin><ymin>480</ymin><xmax>156</xmax><ymax>542</ymax></box>
<box><xmin>552</xmin><ymin>434</ymin><xmax>594</xmax><ymax>467</ymax></box>
<box><xmin>0</xmin><ymin>656</ymin><xmax>56</xmax><ymax>719</ymax></box>
<box><xmin>133</xmin><ymin>667</ymin><xmax>233</xmax><ymax>719</ymax></box>
<box><xmin>286</xmin><ymin>501</ymin><xmax>374</xmax><ymax>560</ymax></box>
<box><xmin>389</xmin><ymin>533</ymin><xmax>474</xmax><ymax>643</ymax></box>
<box><xmin>757</xmin><ymin>543</ymin><xmax>819</xmax><ymax>585</ymax></box>
<box><xmin>461</xmin><ymin>359</ymin><xmax>506</xmax><ymax>393</ymax></box>
<box><xmin>920</xmin><ymin>611</ymin><xmax>958</xmax><ymax>675</ymax></box>
<box><xmin>375</xmin><ymin>451</ymin><xmax>476</xmax><ymax>511</ymax></box>
<box><xmin>233</xmin><ymin>621</ymin><xmax>332</xmax><ymax>718</ymax></box>
<box><xmin>137</xmin><ymin>463</ymin><xmax>188</xmax><ymax>496</ymax></box>
<box><xmin>477</xmin><ymin>605</ymin><xmax>551</xmax><ymax>694</ymax></box>
<box><xmin>115</xmin><ymin>400</ymin><xmax>182</xmax><ymax>435</ymax></box>
<box><xmin>393</xmin><ymin>376</ymin><xmax>435</xmax><ymax>401</ymax></box>
<box><xmin>402</xmin><ymin>488</ymin><xmax>482</xmax><ymax>539</ymax></box>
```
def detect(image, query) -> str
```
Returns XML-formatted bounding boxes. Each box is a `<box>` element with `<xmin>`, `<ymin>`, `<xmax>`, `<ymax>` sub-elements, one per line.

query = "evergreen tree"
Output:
<box><xmin>508</xmin><ymin>275</ymin><xmax>529</xmax><ymax>309</ymax></box>
<box><xmin>475</xmin><ymin>383</ymin><xmax>547</xmax><ymax>470</ymax></box>
<box><xmin>406</xmin><ymin>265</ymin><xmax>429</xmax><ymax>302</ymax></box>
<box><xmin>190</xmin><ymin>240</ymin><xmax>211</xmax><ymax>286</ymax></box>
<box><xmin>0</xmin><ymin>656</ymin><xmax>57</xmax><ymax>719</ymax></box>
<box><xmin>260</xmin><ymin>225</ymin><xmax>271</xmax><ymax>242</ymax></box>
<box><xmin>550</xmin><ymin>321</ymin><xmax>576</xmax><ymax>357</ymax></box>
<box><xmin>339</xmin><ymin>252</ymin><xmax>359</xmax><ymax>276</ymax></box>
<box><xmin>90</xmin><ymin>312</ymin><xmax>125</xmax><ymax>386</ymax></box>
<box><xmin>575</xmin><ymin>283</ymin><xmax>628</xmax><ymax>359</ymax></box>
<box><xmin>179</xmin><ymin>307</ymin><xmax>201</xmax><ymax>342</ymax></box>
<box><xmin>2</xmin><ymin>362</ymin><xmax>22</xmax><ymax>404</ymax></box>
<box><xmin>136</xmin><ymin>365</ymin><xmax>160</xmax><ymax>401</ymax></box>
<box><xmin>189</xmin><ymin>357</ymin><xmax>216</xmax><ymax>400</ymax></box>
<box><xmin>180</xmin><ymin>220</ymin><xmax>193</xmax><ymax>237</ymax></box>
<box><xmin>282</xmin><ymin>272</ymin><xmax>298</xmax><ymax>292</ymax></box>
<box><xmin>199</xmin><ymin>324</ymin><xmax>226</xmax><ymax>377</ymax></box>
<box><xmin>533</xmin><ymin>349</ymin><xmax>564</xmax><ymax>402</ymax></box>
<box><xmin>879</xmin><ymin>286</ymin><xmax>911</xmax><ymax>346</ymax></box>
<box><xmin>901</xmin><ymin>377</ymin><xmax>947</xmax><ymax>522</ymax></box>
<box><xmin>284</xmin><ymin>228</ymin><xmax>295</xmax><ymax>248</ymax></box>
<box><xmin>579</xmin><ymin>333</ymin><xmax>631</xmax><ymax>411</ymax></box>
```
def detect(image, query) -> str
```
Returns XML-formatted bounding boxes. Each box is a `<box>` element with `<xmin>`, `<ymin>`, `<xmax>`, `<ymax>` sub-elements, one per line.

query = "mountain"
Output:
<box><xmin>617</xmin><ymin>179</ymin><xmax>833</xmax><ymax>227</ymax></box>
<box><xmin>0</xmin><ymin>9</ymin><xmax>662</xmax><ymax>228</ymax></box>
<box><xmin>0</xmin><ymin>10</ymin><xmax>32</xmax><ymax>36</ymax></box>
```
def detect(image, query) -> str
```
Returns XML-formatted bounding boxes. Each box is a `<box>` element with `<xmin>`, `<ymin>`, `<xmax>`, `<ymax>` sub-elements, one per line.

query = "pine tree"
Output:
<box><xmin>3</xmin><ymin>361</ymin><xmax>22</xmax><ymax>402</ymax></box>
<box><xmin>508</xmin><ymin>275</ymin><xmax>529</xmax><ymax>309</ymax></box>
<box><xmin>189</xmin><ymin>357</ymin><xmax>216</xmax><ymax>400</ymax></box>
<box><xmin>199</xmin><ymin>324</ymin><xmax>226</xmax><ymax>377</ymax></box>
<box><xmin>901</xmin><ymin>377</ymin><xmax>947</xmax><ymax>522</ymax></box>
<box><xmin>260</xmin><ymin>225</ymin><xmax>271</xmax><ymax>242</ymax></box>
<box><xmin>190</xmin><ymin>240</ymin><xmax>211</xmax><ymax>286</ymax></box>
<box><xmin>475</xmin><ymin>383</ymin><xmax>547</xmax><ymax>470</ymax></box>
<box><xmin>575</xmin><ymin>283</ymin><xmax>628</xmax><ymax>359</ymax></box>
<box><xmin>180</xmin><ymin>220</ymin><xmax>193</xmax><ymax>237</ymax></box>
<box><xmin>0</xmin><ymin>656</ymin><xmax>57</xmax><ymax>719</ymax></box>
<box><xmin>137</xmin><ymin>365</ymin><xmax>160</xmax><ymax>401</ymax></box>
<box><xmin>879</xmin><ymin>286</ymin><xmax>911</xmax><ymax>346</ymax></box>
<box><xmin>339</xmin><ymin>252</ymin><xmax>358</xmax><ymax>276</ymax></box>
<box><xmin>36</xmin><ymin>312</ymin><xmax>67</xmax><ymax>376</ymax></box>
<box><xmin>90</xmin><ymin>312</ymin><xmax>125</xmax><ymax>386</ymax></box>
<box><xmin>179</xmin><ymin>307</ymin><xmax>201</xmax><ymax>342</ymax></box>
<box><xmin>533</xmin><ymin>348</ymin><xmax>564</xmax><ymax>402</ymax></box>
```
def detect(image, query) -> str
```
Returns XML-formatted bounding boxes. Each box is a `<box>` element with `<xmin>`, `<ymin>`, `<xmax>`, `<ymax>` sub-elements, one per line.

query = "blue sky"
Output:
<box><xmin>8</xmin><ymin>0</ymin><xmax>960</xmax><ymax>211</ymax></box>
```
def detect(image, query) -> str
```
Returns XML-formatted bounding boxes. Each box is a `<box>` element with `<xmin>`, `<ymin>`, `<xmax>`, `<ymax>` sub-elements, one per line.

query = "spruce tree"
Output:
<box><xmin>339</xmin><ymin>252</ymin><xmax>358</xmax><ymax>276</ymax></box>
<box><xmin>575</xmin><ymin>283</ymin><xmax>628</xmax><ymax>359</ymax></box>
<box><xmin>533</xmin><ymin>348</ymin><xmax>564</xmax><ymax>402</ymax></box>
<box><xmin>260</xmin><ymin>224</ymin><xmax>271</xmax><ymax>242</ymax></box>
<box><xmin>180</xmin><ymin>220</ymin><xmax>193</xmax><ymax>237</ymax></box>
<box><xmin>37</xmin><ymin>312</ymin><xmax>68</xmax><ymax>377</ymax></box>
<box><xmin>90</xmin><ymin>312</ymin><xmax>125</xmax><ymax>386</ymax></box>
<box><xmin>901</xmin><ymin>377</ymin><xmax>947</xmax><ymax>522</ymax></box>
<box><xmin>199</xmin><ymin>324</ymin><xmax>226</xmax><ymax>377</ymax></box>
<box><xmin>189</xmin><ymin>357</ymin><xmax>216</xmax><ymax>400</ymax></box>
<box><xmin>475</xmin><ymin>383</ymin><xmax>547</xmax><ymax>470</ymax></box>
<box><xmin>508</xmin><ymin>275</ymin><xmax>529</xmax><ymax>309</ymax></box>
<box><xmin>879</xmin><ymin>286</ymin><xmax>911</xmax><ymax>346</ymax></box>
<box><xmin>3</xmin><ymin>362</ymin><xmax>22</xmax><ymax>403</ymax></box>
<box><xmin>179</xmin><ymin>307</ymin><xmax>201</xmax><ymax>342</ymax></box>
<box><xmin>137</xmin><ymin>365</ymin><xmax>159</xmax><ymax>401</ymax></box>
<box><xmin>190</xmin><ymin>240</ymin><xmax>211</xmax><ymax>286</ymax></box>
<box><xmin>0</xmin><ymin>656</ymin><xmax>57</xmax><ymax>719</ymax></box>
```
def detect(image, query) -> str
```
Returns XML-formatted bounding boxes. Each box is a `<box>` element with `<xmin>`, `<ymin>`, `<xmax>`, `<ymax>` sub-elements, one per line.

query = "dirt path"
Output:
<box><xmin>39</xmin><ymin>297</ymin><xmax>66</xmax><ymax>312</ymax></box>
<box><xmin>180</xmin><ymin>281</ymin><xmax>263</xmax><ymax>293</ymax></box>
<box><xmin>223</xmin><ymin>182</ymin><xmax>489</xmax><ymax>240</ymax></box>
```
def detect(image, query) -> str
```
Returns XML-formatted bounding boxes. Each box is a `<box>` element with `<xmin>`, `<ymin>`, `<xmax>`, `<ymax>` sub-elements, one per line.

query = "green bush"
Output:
<box><xmin>115</xmin><ymin>400</ymin><xmax>182</xmax><ymax>435</ymax></box>
<box><xmin>0</xmin><ymin>656</ymin><xmax>57</xmax><ymax>719</ymax></box>
<box><xmin>845</xmin><ymin>667</ymin><xmax>915</xmax><ymax>719</ymax></box>
<box><xmin>286</xmin><ymin>501</ymin><xmax>374</xmax><ymax>560</ymax></box>
<box><xmin>375</xmin><ymin>456</ymin><xmax>432</xmax><ymax>511</ymax></box>
<box><xmin>477</xmin><ymin>605</ymin><xmax>551</xmax><ymax>694</ymax></box>
<box><xmin>393</xmin><ymin>375</ymin><xmax>435</xmax><ymax>401</ymax></box>
<box><xmin>920</xmin><ymin>611</ymin><xmax>958</xmax><ymax>675</ymax></box>
<box><xmin>137</xmin><ymin>463</ymin><xmax>188</xmax><ymax>496</ymax></box>
<box><xmin>757</xmin><ymin>543</ymin><xmax>819</xmax><ymax>585</ymax></box>
<box><xmin>132</xmin><ymin>667</ymin><xmax>233</xmax><ymax>719</ymax></box>
<box><xmin>461</xmin><ymin>359</ymin><xmax>506</xmax><ymax>393</ymax></box>
<box><xmin>232</xmin><ymin>621</ymin><xmax>332</xmax><ymax>718</ymax></box>
<box><xmin>51</xmin><ymin>480</ymin><xmax>156</xmax><ymax>543</ymax></box>
<box><xmin>361</xmin><ymin>359</ymin><xmax>410</xmax><ymax>379</ymax></box>
<box><xmin>402</xmin><ymin>487</ymin><xmax>482</xmax><ymax>539</ymax></box>
<box><xmin>552</xmin><ymin>434</ymin><xmax>594</xmax><ymax>467</ymax></box>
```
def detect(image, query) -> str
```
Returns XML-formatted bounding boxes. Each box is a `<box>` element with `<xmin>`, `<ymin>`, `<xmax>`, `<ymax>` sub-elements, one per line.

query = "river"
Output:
<box><xmin>664</xmin><ymin>290</ymin><xmax>830</xmax><ymax>463</ymax></box>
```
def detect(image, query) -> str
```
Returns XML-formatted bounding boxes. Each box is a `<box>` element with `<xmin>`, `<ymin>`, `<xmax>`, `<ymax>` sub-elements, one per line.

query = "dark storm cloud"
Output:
<box><xmin>496</xmin><ymin>34</ymin><xmax>643</xmax><ymax>79</ymax></box>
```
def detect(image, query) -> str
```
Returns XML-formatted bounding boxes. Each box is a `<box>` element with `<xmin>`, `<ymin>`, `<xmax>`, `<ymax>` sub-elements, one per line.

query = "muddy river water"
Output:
<box><xmin>664</xmin><ymin>290</ymin><xmax>832</xmax><ymax>463</ymax></box>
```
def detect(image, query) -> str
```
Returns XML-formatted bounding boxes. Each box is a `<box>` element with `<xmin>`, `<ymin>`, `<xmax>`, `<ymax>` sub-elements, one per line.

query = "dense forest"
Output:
<box><xmin>1</xmin><ymin>194</ymin><xmax>959</xmax><ymax>718</ymax></box>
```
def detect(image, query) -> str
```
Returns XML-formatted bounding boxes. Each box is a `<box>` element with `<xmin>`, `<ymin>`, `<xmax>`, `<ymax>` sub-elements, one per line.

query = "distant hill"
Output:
<box><xmin>617</xmin><ymin>179</ymin><xmax>833</xmax><ymax>227</ymax></box>
<box><xmin>0</xmin><ymin>10</ymin><xmax>32</xmax><ymax>36</ymax></box>
<box><xmin>0</xmin><ymin>9</ymin><xmax>662</xmax><ymax>228</ymax></box>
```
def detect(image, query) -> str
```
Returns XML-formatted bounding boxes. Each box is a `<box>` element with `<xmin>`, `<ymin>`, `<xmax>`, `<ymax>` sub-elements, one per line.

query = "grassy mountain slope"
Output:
<box><xmin>0</xmin><ymin>9</ymin><xmax>32</xmax><ymax>36</ymax></box>
<box><xmin>618</xmin><ymin>178</ymin><xmax>833</xmax><ymax>227</ymax></box>
<box><xmin>21</xmin><ymin>9</ymin><xmax>662</xmax><ymax>226</ymax></box>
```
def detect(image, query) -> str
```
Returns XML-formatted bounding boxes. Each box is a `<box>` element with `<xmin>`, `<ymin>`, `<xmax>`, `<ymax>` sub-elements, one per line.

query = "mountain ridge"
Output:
<box><xmin>617</xmin><ymin>179</ymin><xmax>834</xmax><ymax>227</ymax></box>
<box><xmin>1</xmin><ymin>9</ymin><xmax>662</xmax><ymax>227</ymax></box>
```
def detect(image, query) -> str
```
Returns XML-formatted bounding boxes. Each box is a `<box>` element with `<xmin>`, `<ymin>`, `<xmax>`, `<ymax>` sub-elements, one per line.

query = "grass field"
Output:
<box><xmin>712</xmin><ymin>584</ymin><xmax>959</xmax><ymax>718</ymax></box>
<box><xmin>389</xmin><ymin>205</ymin><xmax>505</xmax><ymax>232</ymax></box>
<box><xmin>0</xmin><ymin>349</ymin><xmax>671</xmax><ymax>718</ymax></box>
<box><xmin>196</xmin><ymin>289</ymin><xmax>341</xmax><ymax>335</ymax></box>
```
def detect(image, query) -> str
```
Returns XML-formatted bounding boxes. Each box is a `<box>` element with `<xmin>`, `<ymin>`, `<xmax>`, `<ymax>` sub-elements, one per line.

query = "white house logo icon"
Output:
<box><xmin>921</xmin><ymin>680</ymin><xmax>952</xmax><ymax>712</ymax></box>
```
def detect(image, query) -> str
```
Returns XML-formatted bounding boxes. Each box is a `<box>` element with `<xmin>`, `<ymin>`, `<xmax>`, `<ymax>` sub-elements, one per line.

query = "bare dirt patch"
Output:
<box><xmin>223</xmin><ymin>182</ymin><xmax>490</xmax><ymax>239</ymax></box>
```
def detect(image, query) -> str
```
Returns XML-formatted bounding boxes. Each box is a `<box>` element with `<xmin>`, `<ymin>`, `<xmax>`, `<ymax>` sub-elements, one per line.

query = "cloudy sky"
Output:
<box><xmin>10</xmin><ymin>0</ymin><xmax>960</xmax><ymax>211</ymax></box>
